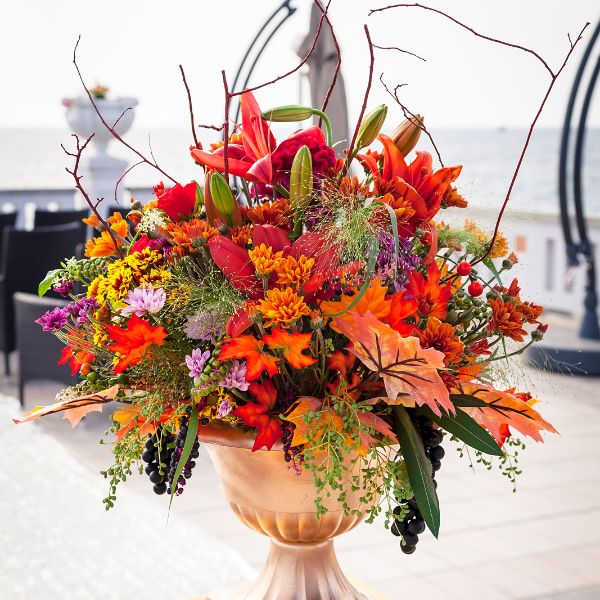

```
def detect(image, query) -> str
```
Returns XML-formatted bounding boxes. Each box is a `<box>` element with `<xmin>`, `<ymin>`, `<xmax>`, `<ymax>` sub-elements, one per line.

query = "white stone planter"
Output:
<box><xmin>63</xmin><ymin>96</ymin><xmax>138</xmax><ymax>155</ymax></box>
<box><xmin>63</xmin><ymin>96</ymin><xmax>138</xmax><ymax>211</ymax></box>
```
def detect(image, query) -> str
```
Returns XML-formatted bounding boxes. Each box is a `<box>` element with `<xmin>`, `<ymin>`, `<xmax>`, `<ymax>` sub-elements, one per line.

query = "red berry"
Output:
<box><xmin>468</xmin><ymin>281</ymin><xmax>484</xmax><ymax>297</ymax></box>
<box><xmin>456</xmin><ymin>261</ymin><xmax>472</xmax><ymax>276</ymax></box>
<box><xmin>421</xmin><ymin>231</ymin><xmax>432</xmax><ymax>245</ymax></box>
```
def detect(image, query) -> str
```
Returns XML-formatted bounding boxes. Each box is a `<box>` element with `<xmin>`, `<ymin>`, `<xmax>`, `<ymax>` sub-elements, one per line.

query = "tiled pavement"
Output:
<box><xmin>2</xmin><ymin>354</ymin><xmax>599</xmax><ymax>600</ymax></box>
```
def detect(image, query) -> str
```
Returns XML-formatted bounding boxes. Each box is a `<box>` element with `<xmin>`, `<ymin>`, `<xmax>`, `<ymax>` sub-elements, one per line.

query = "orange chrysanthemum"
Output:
<box><xmin>84</xmin><ymin>213</ymin><xmax>129</xmax><ymax>258</ymax></box>
<box><xmin>416</xmin><ymin>317</ymin><xmax>465</xmax><ymax>366</ymax></box>
<box><xmin>275</xmin><ymin>254</ymin><xmax>315</xmax><ymax>287</ymax></box>
<box><xmin>243</xmin><ymin>198</ymin><xmax>291</xmax><ymax>229</ymax></box>
<box><xmin>230</xmin><ymin>225</ymin><xmax>253</xmax><ymax>247</ymax></box>
<box><xmin>248</xmin><ymin>243</ymin><xmax>284</xmax><ymax>276</ymax></box>
<box><xmin>257</xmin><ymin>287</ymin><xmax>311</xmax><ymax>328</ymax></box>
<box><xmin>378</xmin><ymin>191</ymin><xmax>417</xmax><ymax>230</ymax></box>
<box><xmin>167</xmin><ymin>218</ymin><xmax>218</xmax><ymax>256</ymax></box>
<box><xmin>489</xmin><ymin>297</ymin><xmax>527</xmax><ymax>342</ymax></box>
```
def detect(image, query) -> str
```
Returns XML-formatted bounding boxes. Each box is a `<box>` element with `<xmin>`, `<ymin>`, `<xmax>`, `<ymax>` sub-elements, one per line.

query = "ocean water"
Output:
<box><xmin>1</xmin><ymin>126</ymin><xmax>599</xmax><ymax>215</ymax></box>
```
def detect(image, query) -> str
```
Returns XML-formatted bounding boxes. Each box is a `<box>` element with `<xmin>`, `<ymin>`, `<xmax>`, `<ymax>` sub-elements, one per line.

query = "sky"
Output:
<box><xmin>2</xmin><ymin>0</ymin><xmax>599</xmax><ymax>132</ymax></box>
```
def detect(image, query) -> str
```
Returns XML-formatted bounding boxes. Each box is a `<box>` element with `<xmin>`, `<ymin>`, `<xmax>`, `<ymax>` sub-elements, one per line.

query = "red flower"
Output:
<box><xmin>232</xmin><ymin>380</ymin><xmax>283</xmax><ymax>451</ymax></box>
<box><xmin>191</xmin><ymin>92</ymin><xmax>276</xmax><ymax>184</ymax></box>
<box><xmin>358</xmin><ymin>135</ymin><xmax>461</xmax><ymax>227</ymax></box>
<box><xmin>106</xmin><ymin>314</ymin><xmax>168</xmax><ymax>374</ymax></box>
<box><xmin>403</xmin><ymin>262</ymin><xmax>452</xmax><ymax>320</ymax></box>
<box><xmin>130</xmin><ymin>235</ymin><xmax>151</xmax><ymax>254</ymax></box>
<box><xmin>157</xmin><ymin>182</ymin><xmax>197</xmax><ymax>221</ymax></box>
<box><xmin>271</xmin><ymin>126</ymin><xmax>336</xmax><ymax>188</ymax></box>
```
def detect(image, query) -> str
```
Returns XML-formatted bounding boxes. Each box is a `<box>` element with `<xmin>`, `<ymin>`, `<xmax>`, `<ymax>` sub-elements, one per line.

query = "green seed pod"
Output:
<box><xmin>354</xmin><ymin>104</ymin><xmax>388</xmax><ymax>150</ymax></box>
<box><xmin>289</xmin><ymin>145</ymin><xmax>313</xmax><ymax>237</ymax></box>
<box><xmin>261</xmin><ymin>105</ymin><xmax>315</xmax><ymax>122</ymax></box>
<box><xmin>210</xmin><ymin>172</ymin><xmax>240</xmax><ymax>227</ymax></box>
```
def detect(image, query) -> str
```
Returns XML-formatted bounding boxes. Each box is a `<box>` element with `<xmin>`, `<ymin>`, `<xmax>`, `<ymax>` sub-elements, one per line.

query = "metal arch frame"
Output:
<box><xmin>558</xmin><ymin>20</ymin><xmax>600</xmax><ymax>340</ymax></box>
<box><xmin>230</xmin><ymin>0</ymin><xmax>298</xmax><ymax>125</ymax></box>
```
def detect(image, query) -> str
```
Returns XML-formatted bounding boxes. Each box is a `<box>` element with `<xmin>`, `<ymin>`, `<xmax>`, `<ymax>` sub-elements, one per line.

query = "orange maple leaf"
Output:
<box><xmin>320</xmin><ymin>278</ymin><xmax>391</xmax><ymax>329</ymax></box>
<box><xmin>13</xmin><ymin>385</ymin><xmax>119</xmax><ymax>425</ymax></box>
<box><xmin>106</xmin><ymin>314</ymin><xmax>167</xmax><ymax>374</ymax></box>
<box><xmin>218</xmin><ymin>335</ymin><xmax>280</xmax><ymax>380</ymax></box>
<box><xmin>284</xmin><ymin>397</ymin><xmax>397</xmax><ymax>456</ymax></box>
<box><xmin>333</xmin><ymin>311</ymin><xmax>453</xmax><ymax>416</ymax></box>
<box><xmin>262</xmin><ymin>328</ymin><xmax>316</xmax><ymax>369</ymax></box>
<box><xmin>232</xmin><ymin>380</ymin><xmax>283</xmax><ymax>451</ymax></box>
<box><xmin>457</xmin><ymin>382</ymin><xmax>557</xmax><ymax>443</ymax></box>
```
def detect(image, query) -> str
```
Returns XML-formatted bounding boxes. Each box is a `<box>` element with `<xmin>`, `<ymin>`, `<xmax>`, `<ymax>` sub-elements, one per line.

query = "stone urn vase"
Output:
<box><xmin>63</xmin><ymin>95</ymin><xmax>138</xmax><ymax>155</ymax></box>
<box><xmin>198</xmin><ymin>423</ymin><xmax>385</xmax><ymax>600</ymax></box>
<box><xmin>62</xmin><ymin>95</ymin><xmax>138</xmax><ymax>211</ymax></box>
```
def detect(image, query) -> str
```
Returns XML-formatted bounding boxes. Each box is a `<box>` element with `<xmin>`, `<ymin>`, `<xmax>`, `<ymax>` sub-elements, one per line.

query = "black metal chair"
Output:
<box><xmin>0</xmin><ymin>223</ymin><xmax>82</xmax><ymax>375</ymax></box>
<box><xmin>14</xmin><ymin>292</ymin><xmax>76</xmax><ymax>406</ymax></box>
<box><xmin>34</xmin><ymin>208</ymin><xmax>89</xmax><ymax>241</ymax></box>
<box><xmin>0</xmin><ymin>212</ymin><xmax>18</xmax><ymax>268</ymax></box>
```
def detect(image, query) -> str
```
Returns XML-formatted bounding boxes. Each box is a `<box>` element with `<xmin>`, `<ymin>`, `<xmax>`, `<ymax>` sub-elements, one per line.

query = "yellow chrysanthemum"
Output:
<box><xmin>257</xmin><ymin>287</ymin><xmax>311</xmax><ymax>328</ymax></box>
<box><xmin>464</xmin><ymin>219</ymin><xmax>508</xmax><ymax>258</ymax></box>
<box><xmin>248</xmin><ymin>244</ymin><xmax>284</xmax><ymax>276</ymax></box>
<box><xmin>275</xmin><ymin>254</ymin><xmax>315</xmax><ymax>287</ymax></box>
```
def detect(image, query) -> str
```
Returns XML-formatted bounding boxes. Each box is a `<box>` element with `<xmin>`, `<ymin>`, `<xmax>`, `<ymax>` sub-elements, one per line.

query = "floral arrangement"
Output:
<box><xmin>16</xmin><ymin>90</ymin><xmax>558</xmax><ymax>553</ymax></box>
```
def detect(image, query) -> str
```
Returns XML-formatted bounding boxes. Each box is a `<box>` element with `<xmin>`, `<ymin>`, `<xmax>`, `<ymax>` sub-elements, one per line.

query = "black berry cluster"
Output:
<box><xmin>142</xmin><ymin>431</ymin><xmax>176</xmax><ymax>495</ymax></box>
<box><xmin>167</xmin><ymin>413</ymin><xmax>200</xmax><ymax>496</ymax></box>
<box><xmin>392</xmin><ymin>414</ymin><xmax>445</xmax><ymax>554</ymax></box>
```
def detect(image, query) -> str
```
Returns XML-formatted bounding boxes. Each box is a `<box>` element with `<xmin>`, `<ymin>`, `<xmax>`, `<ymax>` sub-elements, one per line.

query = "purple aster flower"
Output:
<box><xmin>185</xmin><ymin>348</ymin><xmax>211</xmax><ymax>380</ymax></box>
<box><xmin>67</xmin><ymin>297</ymin><xmax>100</xmax><ymax>324</ymax></box>
<box><xmin>217</xmin><ymin>398</ymin><xmax>234</xmax><ymax>419</ymax></box>
<box><xmin>376</xmin><ymin>231</ymin><xmax>420</xmax><ymax>286</ymax></box>
<box><xmin>35</xmin><ymin>307</ymin><xmax>69</xmax><ymax>332</ymax></box>
<box><xmin>219</xmin><ymin>360</ymin><xmax>249</xmax><ymax>391</ymax></box>
<box><xmin>184</xmin><ymin>310</ymin><xmax>226</xmax><ymax>342</ymax></box>
<box><xmin>121</xmin><ymin>284</ymin><xmax>166</xmax><ymax>317</ymax></box>
<box><xmin>53</xmin><ymin>280</ymin><xmax>74</xmax><ymax>297</ymax></box>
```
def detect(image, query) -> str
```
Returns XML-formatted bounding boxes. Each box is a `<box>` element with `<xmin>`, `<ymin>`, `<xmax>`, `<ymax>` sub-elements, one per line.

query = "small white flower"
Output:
<box><xmin>137</xmin><ymin>209</ymin><xmax>168</xmax><ymax>233</ymax></box>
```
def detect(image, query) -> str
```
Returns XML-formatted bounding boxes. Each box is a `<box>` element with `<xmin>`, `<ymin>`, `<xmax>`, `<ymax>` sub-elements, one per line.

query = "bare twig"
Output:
<box><xmin>373</xmin><ymin>43</ymin><xmax>426</xmax><ymax>62</ymax></box>
<box><xmin>72</xmin><ymin>36</ymin><xmax>178</xmax><ymax>185</ymax></box>
<box><xmin>197</xmin><ymin>123</ymin><xmax>225</xmax><ymax>132</ymax></box>
<box><xmin>369</xmin><ymin>3</ymin><xmax>554</xmax><ymax>76</ymax></box>
<box><xmin>222</xmin><ymin>70</ymin><xmax>232</xmax><ymax>180</ymax></box>
<box><xmin>379</xmin><ymin>74</ymin><xmax>444</xmax><ymax>165</ymax></box>
<box><xmin>315</xmin><ymin>0</ymin><xmax>342</xmax><ymax>118</ymax></box>
<box><xmin>61</xmin><ymin>134</ymin><xmax>124</xmax><ymax>258</ymax></box>
<box><xmin>369</xmin><ymin>3</ymin><xmax>589</xmax><ymax>265</ymax></box>
<box><xmin>179</xmin><ymin>64</ymin><xmax>200</xmax><ymax>149</ymax></box>
<box><xmin>343</xmin><ymin>24</ymin><xmax>376</xmax><ymax>175</ymax></box>
<box><xmin>471</xmin><ymin>22</ymin><xmax>589</xmax><ymax>265</ymax></box>
<box><xmin>113</xmin><ymin>160</ymin><xmax>144</xmax><ymax>205</ymax></box>
<box><xmin>111</xmin><ymin>107</ymin><xmax>132</xmax><ymax>130</ymax></box>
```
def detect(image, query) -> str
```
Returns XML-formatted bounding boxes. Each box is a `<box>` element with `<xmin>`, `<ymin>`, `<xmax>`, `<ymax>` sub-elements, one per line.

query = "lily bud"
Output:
<box><xmin>289</xmin><ymin>145</ymin><xmax>313</xmax><ymax>237</ymax></box>
<box><xmin>354</xmin><ymin>104</ymin><xmax>388</xmax><ymax>150</ymax></box>
<box><xmin>261</xmin><ymin>105</ymin><xmax>314</xmax><ymax>122</ymax></box>
<box><xmin>210</xmin><ymin>172</ymin><xmax>241</xmax><ymax>227</ymax></box>
<box><xmin>392</xmin><ymin>114</ymin><xmax>424</xmax><ymax>156</ymax></box>
<box><xmin>194</xmin><ymin>181</ymin><xmax>204</xmax><ymax>215</ymax></box>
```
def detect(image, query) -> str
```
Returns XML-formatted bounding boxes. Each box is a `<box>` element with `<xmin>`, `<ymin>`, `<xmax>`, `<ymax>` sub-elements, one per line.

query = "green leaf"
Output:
<box><xmin>38</xmin><ymin>269</ymin><xmax>61</xmax><ymax>297</ymax></box>
<box><xmin>483</xmin><ymin>256</ymin><xmax>503</xmax><ymax>286</ymax></box>
<box><xmin>450</xmin><ymin>393</ymin><xmax>488</xmax><ymax>408</ymax></box>
<box><xmin>392</xmin><ymin>407</ymin><xmax>440</xmax><ymax>537</ymax></box>
<box><xmin>417</xmin><ymin>406</ymin><xmax>503</xmax><ymax>456</ymax></box>
<box><xmin>169</xmin><ymin>407</ymin><xmax>198</xmax><ymax>510</ymax></box>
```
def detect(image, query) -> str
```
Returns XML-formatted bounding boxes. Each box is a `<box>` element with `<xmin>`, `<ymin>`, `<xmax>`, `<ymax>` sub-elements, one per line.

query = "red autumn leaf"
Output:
<box><xmin>333</xmin><ymin>311</ymin><xmax>453</xmax><ymax>417</ymax></box>
<box><xmin>106</xmin><ymin>314</ymin><xmax>167</xmax><ymax>374</ymax></box>
<box><xmin>58</xmin><ymin>345</ymin><xmax>95</xmax><ymax>375</ymax></box>
<box><xmin>218</xmin><ymin>335</ymin><xmax>279</xmax><ymax>380</ymax></box>
<box><xmin>232</xmin><ymin>380</ymin><xmax>282</xmax><ymax>451</ymax></box>
<box><xmin>262</xmin><ymin>328</ymin><xmax>316</xmax><ymax>369</ymax></box>
<box><xmin>13</xmin><ymin>385</ymin><xmax>119</xmax><ymax>425</ymax></box>
<box><xmin>458</xmin><ymin>383</ymin><xmax>558</xmax><ymax>443</ymax></box>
